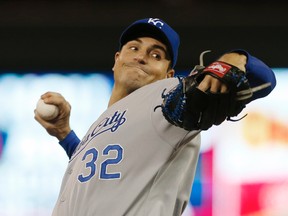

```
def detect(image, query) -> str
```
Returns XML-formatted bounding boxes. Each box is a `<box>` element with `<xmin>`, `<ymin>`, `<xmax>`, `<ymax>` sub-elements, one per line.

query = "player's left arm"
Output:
<box><xmin>198</xmin><ymin>50</ymin><xmax>276</xmax><ymax>99</ymax></box>
<box><xmin>160</xmin><ymin>49</ymin><xmax>276</xmax><ymax>131</ymax></box>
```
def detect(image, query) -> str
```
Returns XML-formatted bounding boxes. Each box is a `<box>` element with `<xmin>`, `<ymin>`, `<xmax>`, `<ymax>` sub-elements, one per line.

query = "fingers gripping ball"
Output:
<box><xmin>36</xmin><ymin>99</ymin><xmax>59</xmax><ymax>120</ymax></box>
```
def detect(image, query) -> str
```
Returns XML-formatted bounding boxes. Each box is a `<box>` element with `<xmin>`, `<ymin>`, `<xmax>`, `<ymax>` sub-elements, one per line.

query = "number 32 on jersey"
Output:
<box><xmin>78</xmin><ymin>144</ymin><xmax>124</xmax><ymax>182</ymax></box>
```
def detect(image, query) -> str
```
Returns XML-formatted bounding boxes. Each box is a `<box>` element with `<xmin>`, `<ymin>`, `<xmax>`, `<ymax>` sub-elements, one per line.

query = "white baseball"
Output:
<box><xmin>36</xmin><ymin>99</ymin><xmax>59</xmax><ymax>120</ymax></box>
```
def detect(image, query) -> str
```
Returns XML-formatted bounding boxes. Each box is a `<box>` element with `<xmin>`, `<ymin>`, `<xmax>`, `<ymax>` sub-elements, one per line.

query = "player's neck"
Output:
<box><xmin>108</xmin><ymin>86</ymin><xmax>129</xmax><ymax>107</ymax></box>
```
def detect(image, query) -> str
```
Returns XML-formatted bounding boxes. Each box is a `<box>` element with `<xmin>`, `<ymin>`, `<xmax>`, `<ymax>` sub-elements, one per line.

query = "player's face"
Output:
<box><xmin>112</xmin><ymin>37</ymin><xmax>175</xmax><ymax>94</ymax></box>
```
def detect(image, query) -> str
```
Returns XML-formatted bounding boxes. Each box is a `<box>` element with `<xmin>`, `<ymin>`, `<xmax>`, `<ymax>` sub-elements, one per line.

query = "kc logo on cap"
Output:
<box><xmin>147</xmin><ymin>18</ymin><xmax>164</xmax><ymax>29</ymax></box>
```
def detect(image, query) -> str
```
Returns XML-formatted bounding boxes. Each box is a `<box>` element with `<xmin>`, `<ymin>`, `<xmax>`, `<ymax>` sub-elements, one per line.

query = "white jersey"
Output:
<box><xmin>52</xmin><ymin>77</ymin><xmax>201</xmax><ymax>216</ymax></box>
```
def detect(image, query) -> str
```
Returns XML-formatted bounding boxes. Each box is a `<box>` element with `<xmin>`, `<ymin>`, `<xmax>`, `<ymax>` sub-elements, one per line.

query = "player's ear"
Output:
<box><xmin>166</xmin><ymin>69</ymin><xmax>175</xmax><ymax>78</ymax></box>
<box><xmin>112</xmin><ymin>52</ymin><xmax>120</xmax><ymax>71</ymax></box>
<box><xmin>114</xmin><ymin>52</ymin><xmax>120</xmax><ymax>61</ymax></box>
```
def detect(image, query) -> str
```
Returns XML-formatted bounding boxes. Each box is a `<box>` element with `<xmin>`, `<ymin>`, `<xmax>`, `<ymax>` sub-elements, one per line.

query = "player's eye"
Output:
<box><xmin>129</xmin><ymin>46</ymin><xmax>138</xmax><ymax>51</ymax></box>
<box><xmin>151</xmin><ymin>52</ymin><xmax>162</xmax><ymax>60</ymax></box>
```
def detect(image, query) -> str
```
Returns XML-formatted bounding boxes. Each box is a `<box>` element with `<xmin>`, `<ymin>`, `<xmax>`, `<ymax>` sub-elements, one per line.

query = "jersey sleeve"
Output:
<box><xmin>59</xmin><ymin>130</ymin><xmax>80</xmax><ymax>159</ymax></box>
<box><xmin>228</xmin><ymin>49</ymin><xmax>276</xmax><ymax>102</ymax></box>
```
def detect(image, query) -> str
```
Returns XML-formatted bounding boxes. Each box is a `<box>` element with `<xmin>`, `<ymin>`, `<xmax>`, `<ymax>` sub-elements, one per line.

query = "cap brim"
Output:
<box><xmin>120</xmin><ymin>23</ymin><xmax>172</xmax><ymax>60</ymax></box>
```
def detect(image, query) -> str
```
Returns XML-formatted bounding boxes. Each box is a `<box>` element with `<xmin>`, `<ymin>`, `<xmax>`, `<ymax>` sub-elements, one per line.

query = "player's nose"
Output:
<box><xmin>133</xmin><ymin>51</ymin><xmax>147</xmax><ymax>64</ymax></box>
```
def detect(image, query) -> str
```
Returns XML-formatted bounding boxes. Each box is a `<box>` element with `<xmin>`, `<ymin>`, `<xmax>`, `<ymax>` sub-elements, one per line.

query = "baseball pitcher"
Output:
<box><xmin>34</xmin><ymin>18</ymin><xmax>276</xmax><ymax>216</ymax></box>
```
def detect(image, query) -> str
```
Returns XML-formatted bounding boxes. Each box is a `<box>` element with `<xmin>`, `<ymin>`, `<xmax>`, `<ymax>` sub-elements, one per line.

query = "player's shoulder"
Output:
<box><xmin>147</xmin><ymin>77</ymin><xmax>179</xmax><ymax>91</ymax></box>
<box><xmin>130</xmin><ymin>77</ymin><xmax>179</xmax><ymax>100</ymax></box>
<box><xmin>157</xmin><ymin>76</ymin><xmax>179</xmax><ymax>85</ymax></box>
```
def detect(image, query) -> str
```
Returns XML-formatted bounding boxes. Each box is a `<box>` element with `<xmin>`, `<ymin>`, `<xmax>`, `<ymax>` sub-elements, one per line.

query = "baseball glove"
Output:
<box><xmin>160</xmin><ymin>53</ymin><xmax>270</xmax><ymax>131</ymax></box>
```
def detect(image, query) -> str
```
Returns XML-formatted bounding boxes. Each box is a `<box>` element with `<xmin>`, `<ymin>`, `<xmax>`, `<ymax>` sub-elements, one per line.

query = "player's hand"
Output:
<box><xmin>34</xmin><ymin>91</ymin><xmax>72</xmax><ymax>141</ymax></box>
<box><xmin>198</xmin><ymin>75</ymin><xmax>228</xmax><ymax>93</ymax></box>
<box><xmin>218</xmin><ymin>52</ymin><xmax>247</xmax><ymax>72</ymax></box>
<box><xmin>197</xmin><ymin>52</ymin><xmax>247</xmax><ymax>93</ymax></box>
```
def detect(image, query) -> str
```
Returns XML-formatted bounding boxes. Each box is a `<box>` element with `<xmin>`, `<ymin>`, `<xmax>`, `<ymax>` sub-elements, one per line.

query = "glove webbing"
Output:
<box><xmin>160</xmin><ymin>77</ymin><xmax>186</xmax><ymax>126</ymax></box>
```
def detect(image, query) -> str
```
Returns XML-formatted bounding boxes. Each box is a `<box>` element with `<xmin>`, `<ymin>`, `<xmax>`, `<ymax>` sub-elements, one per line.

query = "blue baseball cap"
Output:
<box><xmin>119</xmin><ymin>18</ymin><xmax>180</xmax><ymax>68</ymax></box>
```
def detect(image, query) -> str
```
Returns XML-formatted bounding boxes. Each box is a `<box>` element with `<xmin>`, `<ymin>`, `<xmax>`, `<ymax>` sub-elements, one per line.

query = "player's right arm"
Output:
<box><xmin>34</xmin><ymin>91</ymin><xmax>80</xmax><ymax>158</ymax></box>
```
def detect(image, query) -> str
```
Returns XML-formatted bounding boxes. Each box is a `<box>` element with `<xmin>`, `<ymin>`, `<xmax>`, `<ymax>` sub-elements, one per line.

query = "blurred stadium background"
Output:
<box><xmin>0</xmin><ymin>1</ymin><xmax>287</xmax><ymax>215</ymax></box>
